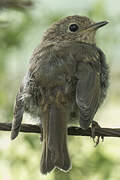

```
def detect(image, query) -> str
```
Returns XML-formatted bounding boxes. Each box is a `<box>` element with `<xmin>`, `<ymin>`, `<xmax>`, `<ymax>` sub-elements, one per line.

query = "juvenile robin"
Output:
<box><xmin>11</xmin><ymin>15</ymin><xmax>109</xmax><ymax>174</ymax></box>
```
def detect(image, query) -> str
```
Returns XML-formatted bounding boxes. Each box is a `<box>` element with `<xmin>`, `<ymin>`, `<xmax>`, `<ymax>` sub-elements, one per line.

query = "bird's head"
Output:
<box><xmin>42</xmin><ymin>15</ymin><xmax>108</xmax><ymax>45</ymax></box>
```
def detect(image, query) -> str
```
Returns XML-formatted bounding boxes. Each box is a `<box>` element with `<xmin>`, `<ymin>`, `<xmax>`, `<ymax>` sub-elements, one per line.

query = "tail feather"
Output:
<box><xmin>11</xmin><ymin>92</ymin><xmax>24</xmax><ymax>140</ymax></box>
<box><xmin>40</xmin><ymin>103</ymin><xmax>71</xmax><ymax>174</ymax></box>
<box><xmin>40</xmin><ymin>142</ymin><xmax>55</xmax><ymax>174</ymax></box>
<box><xmin>40</xmin><ymin>109</ymin><xmax>55</xmax><ymax>174</ymax></box>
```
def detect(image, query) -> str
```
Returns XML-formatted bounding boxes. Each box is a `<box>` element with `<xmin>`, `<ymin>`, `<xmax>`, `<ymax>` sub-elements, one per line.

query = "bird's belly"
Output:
<box><xmin>69</xmin><ymin>103</ymin><xmax>80</xmax><ymax>125</ymax></box>
<box><xmin>23</xmin><ymin>85</ymin><xmax>79</xmax><ymax>124</ymax></box>
<box><xmin>24</xmin><ymin>94</ymin><xmax>42</xmax><ymax>119</ymax></box>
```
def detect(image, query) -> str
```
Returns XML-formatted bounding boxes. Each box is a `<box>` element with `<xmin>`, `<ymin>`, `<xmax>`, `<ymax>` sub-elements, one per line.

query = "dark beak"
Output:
<box><xmin>87</xmin><ymin>21</ymin><xmax>109</xmax><ymax>31</ymax></box>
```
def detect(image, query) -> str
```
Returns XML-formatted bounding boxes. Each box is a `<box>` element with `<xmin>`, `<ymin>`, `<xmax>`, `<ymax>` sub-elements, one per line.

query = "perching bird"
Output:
<box><xmin>11</xmin><ymin>15</ymin><xmax>109</xmax><ymax>174</ymax></box>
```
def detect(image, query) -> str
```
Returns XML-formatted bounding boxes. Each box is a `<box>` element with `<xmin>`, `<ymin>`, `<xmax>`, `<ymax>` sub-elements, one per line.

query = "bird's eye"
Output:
<box><xmin>69</xmin><ymin>24</ymin><xmax>79</xmax><ymax>32</ymax></box>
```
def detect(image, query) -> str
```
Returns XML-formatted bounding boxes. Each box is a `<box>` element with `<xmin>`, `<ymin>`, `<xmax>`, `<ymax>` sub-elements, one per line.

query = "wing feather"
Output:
<box><xmin>76</xmin><ymin>62</ymin><xmax>101</xmax><ymax>129</ymax></box>
<box><xmin>11</xmin><ymin>83</ymin><xmax>24</xmax><ymax>140</ymax></box>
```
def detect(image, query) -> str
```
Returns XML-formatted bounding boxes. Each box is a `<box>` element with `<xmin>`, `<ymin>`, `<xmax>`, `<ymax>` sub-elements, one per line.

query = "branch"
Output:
<box><xmin>0</xmin><ymin>0</ymin><xmax>33</xmax><ymax>9</ymax></box>
<box><xmin>0</xmin><ymin>122</ymin><xmax>120</xmax><ymax>138</ymax></box>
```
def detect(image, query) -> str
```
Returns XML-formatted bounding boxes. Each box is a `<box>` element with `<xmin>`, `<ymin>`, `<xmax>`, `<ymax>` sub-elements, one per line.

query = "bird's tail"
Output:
<box><xmin>40</xmin><ymin>103</ymin><xmax>71</xmax><ymax>174</ymax></box>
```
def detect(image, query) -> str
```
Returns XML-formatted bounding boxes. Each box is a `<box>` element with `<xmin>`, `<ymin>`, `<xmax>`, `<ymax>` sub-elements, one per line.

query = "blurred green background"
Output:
<box><xmin>0</xmin><ymin>0</ymin><xmax>120</xmax><ymax>179</ymax></box>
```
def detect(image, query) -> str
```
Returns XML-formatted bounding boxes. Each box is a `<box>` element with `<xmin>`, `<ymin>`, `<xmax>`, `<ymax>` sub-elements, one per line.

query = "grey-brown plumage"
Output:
<box><xmin>11</xmin><ymin>15</ymin><xmax>109</xmax><ymax>174</ymax></box>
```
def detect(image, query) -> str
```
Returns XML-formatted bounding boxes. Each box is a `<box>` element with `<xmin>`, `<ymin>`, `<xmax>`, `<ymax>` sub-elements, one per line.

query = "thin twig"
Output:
<box><xmin>0</xmin><ymin>0</ymin><xmax>33</xmax><ymax>9</ymax></box>
<box><xmin>0</xmin><ymin>122</ymin><xmax>120</xmax><ymax>138</ymax></box>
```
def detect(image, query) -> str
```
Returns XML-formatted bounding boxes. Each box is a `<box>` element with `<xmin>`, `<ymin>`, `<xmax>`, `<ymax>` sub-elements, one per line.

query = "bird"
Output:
<box><xmin>11</xmin><ymin>15</ymin><xmax>109</xmax><ymax>174</ymax></box>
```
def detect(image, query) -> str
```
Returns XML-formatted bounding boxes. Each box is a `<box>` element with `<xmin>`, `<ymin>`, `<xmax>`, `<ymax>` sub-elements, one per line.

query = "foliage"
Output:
<box><xmin>0</xmin><ymin>0</ymin><xmax>120</xmax><ymax>179</ymax></box>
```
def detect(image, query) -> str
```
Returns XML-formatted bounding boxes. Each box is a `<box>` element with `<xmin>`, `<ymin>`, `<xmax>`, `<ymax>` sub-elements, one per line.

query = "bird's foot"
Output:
<box><xmin>91</xmin><ymin>120</ymin><xmax>104</xmax><ymax>147</ymax></box>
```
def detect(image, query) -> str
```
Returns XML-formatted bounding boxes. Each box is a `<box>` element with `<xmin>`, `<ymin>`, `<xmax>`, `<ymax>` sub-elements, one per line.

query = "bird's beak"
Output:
<box><xmin>87</xmin><ymin>21</ymin><xmax>109</xmax><ymax>31</ymax></box>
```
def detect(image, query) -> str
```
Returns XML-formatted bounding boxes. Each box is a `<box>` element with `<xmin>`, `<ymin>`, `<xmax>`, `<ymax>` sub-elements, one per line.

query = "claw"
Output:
<box><xmin>94</xmin><ymin>136</ymin><xmax>100</xmax><ymax>147</ymax></box>
<box><xmin>91</xmin><ymin>120</ymin><xmax>104</xmax><ymax>146</ymax></box>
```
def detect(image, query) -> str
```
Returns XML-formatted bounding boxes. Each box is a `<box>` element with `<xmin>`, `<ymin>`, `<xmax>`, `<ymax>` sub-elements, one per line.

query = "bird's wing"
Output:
<box><xmin>11</xmin><ymin>83</ymin><xmax>24</xmax><ymax>140</ymax></box>
<box><xmin>76</xmin><ymin>62</ymin><xmax>101</xmax><ymax>129</ymax></box>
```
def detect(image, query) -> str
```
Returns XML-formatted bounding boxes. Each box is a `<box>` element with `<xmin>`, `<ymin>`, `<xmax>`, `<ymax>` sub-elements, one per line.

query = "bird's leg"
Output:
<box><xmin>91</xmin><ymin>120</ymin><xmax>101</xmax><ymax>139</ymax></box>
<box><xmin>91</xmin><ymin>120</ymin><xmax>104</xmax><ymax>146</ymax></box>
<box><xmin>39</xmin><ymin>124</ymin><xmax>43</xmax><ymax>142</ymax></box>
